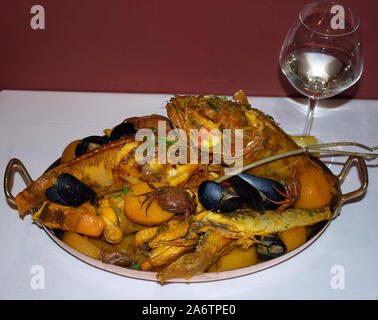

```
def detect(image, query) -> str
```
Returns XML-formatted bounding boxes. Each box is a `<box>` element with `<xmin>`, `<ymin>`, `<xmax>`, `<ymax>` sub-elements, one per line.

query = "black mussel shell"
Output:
<box><xmin>198</xmin><ymin>180</ymin><xmax>243</xmax><ymax>212</ymax></box>
<box><xmin>255</xmin><ymin>235</ymin><xmax>287</xmax><ymax>260</ymax></box>
<box><xmin>54</xmin><ymin>173</ymin><xmax>96</xmax><ymax>206</ymax></box>
<box><xmin>75</xmin><ymin>135</ymin><xmax>109</xmax><ymax>157</ymax></box>
<box><xmin>230</xmin><ymin>175</ymin><xmax>265</xmax><ymax>214</ymax></box>
<box><xmin>45</xmin><ymin>185</ymin><xmax>71</xmax><ymax>206</ymax></box>
<box><xmin>237</xmin><ymin>174</ymin><xmax>286</xmax><ymax>210</ymax></box>
<box><xmin>109</xmin><ymin>122</ymin><xmax>137</xmax><ymax>141</ymax></box>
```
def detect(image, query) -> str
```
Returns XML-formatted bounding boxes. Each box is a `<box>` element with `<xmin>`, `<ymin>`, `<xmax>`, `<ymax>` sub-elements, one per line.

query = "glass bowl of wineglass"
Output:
<box><xmin>279</xmin><ymin>1</ymin><xmax>362</xmax><ymax>136</ymax></box>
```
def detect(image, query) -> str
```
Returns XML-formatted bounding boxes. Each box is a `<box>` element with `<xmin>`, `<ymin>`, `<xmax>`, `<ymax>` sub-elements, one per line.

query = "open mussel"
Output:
<box><xmin>74</xmin><ymin>122</ymin><xmax>137</xmax><ymax>157</ymax></box>
<box><xmin>75</xmin><ymin>135</ymin><xmax>109</xmax><ymax>157</ymax></box>
<box><xmin>255</xmin><ymin>235</ymin><xmax>287</xmax><ymax>260</ymax></box>
<box><xmin>45</xmin><ymin>185</ymin><xmax>71</xmax><ymax>206</ymax></box>
<box><xmin>45</xmin><ymin>173</ymin><xmax>96</xmax><ymax>206</ymax></box>
<box><xmin>198</xmin><ymin>174</ymin><xmax>288</xmax><ymax>214</ymax></box>
<box><xmin>237</xmin><ymin>174</ymin><xmax>286</xmax><ymax>209</ymax></box>
<box><xmin>198</xmin><ymin>181</ymin><xmax>243</xmax><ymax>212</ymax></box>
<box><xmin>109</xmin><ymin>121</ymin><xmax>137</xmax><ymax>141</ymax></box>
<box><xmin>231</xmin><ymin>174</ymin><xmax>287</xmax><ymax>213</ymax></box>
<box><xmin>230</xmin><ymin>175</ymin><xmax>265</xmax><ymax>213</ymax></box>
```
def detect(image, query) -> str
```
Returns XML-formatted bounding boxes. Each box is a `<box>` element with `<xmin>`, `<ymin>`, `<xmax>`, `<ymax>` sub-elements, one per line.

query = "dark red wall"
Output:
<box><xmin>1</xmin><ymin>0</ymin><xmax>377</xmax><ymax>98</ymax></box>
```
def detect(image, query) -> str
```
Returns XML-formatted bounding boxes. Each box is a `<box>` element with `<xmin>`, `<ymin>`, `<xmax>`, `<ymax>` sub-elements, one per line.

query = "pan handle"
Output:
<box><xmin>337</xmin><ymin>156</ymin><xmax>368</xmax><ymax>206</ymax></box>
<box><xmin>4</xmin><ymin>158</ymin><xmax>33</xmax><ymax>207</ymax></box>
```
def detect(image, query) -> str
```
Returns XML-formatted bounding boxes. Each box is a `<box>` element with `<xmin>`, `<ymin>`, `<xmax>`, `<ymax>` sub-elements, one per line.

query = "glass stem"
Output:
<box><xmin>303</xmin><ymin>98</ymin><xmax>317</xmax><ymax>136</ymax></box>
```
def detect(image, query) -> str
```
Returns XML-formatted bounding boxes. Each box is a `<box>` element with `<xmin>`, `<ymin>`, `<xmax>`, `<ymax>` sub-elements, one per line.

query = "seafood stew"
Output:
<box><xmin>6</xmin><ymin>90</ymin><xmax>366</xmax><ymax>283</ymax></box>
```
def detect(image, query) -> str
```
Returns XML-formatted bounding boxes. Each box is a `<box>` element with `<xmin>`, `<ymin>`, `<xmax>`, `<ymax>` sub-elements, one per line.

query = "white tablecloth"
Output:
<box><xmin>1</xmin><ymin>90</ymin><xmax>377</xmax><ymax>300</ymax></box>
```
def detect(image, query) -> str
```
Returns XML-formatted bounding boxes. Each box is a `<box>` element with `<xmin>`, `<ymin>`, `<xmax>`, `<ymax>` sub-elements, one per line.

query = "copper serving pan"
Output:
<box><xmin>4</xmin><ymin>156</ymin><xmax>368</xmax><ymax>283</ymax></box>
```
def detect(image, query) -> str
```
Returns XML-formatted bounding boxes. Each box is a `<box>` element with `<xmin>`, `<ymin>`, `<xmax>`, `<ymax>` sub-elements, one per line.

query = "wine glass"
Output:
<box><xmin>279</xmin><ymin>1</ymin><xmax>362</xmax><ymax>136</ymax></box>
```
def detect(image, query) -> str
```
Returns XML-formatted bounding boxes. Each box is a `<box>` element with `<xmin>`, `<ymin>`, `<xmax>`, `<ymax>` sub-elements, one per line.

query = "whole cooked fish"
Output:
<box><xmin>166</xmin><ymin>90</ymin><xmax>325</xmax><ymax>182</ymax></box>
<box><xmin>157</xmin><ymin>231</ymin><xmax>233</xmax><ymax>281</ymax></box>
<box><xmin>156</xmin><ymin>206</ymin><xmax>332</xmax><ymax>282</ymax></box>
<box><xmin>191</xmin><ymin>207</ymin><xmax>332</xmax><ymax>239</ymax></box>
<box><xmin>15</xmin><ymin>139</ymin><xmax>141</xmax><ymax>217</ymax></box>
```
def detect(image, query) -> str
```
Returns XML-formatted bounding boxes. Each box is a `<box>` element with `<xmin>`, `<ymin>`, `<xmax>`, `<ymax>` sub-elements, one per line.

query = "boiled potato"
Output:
<box><xmin>279</xmin><ymin>226</ymin><xmax>307</xmax><ymax>252</ymax></box>
<box><xmin>61</xmin><ymin>139</ymin><xmax>81</xmax><ymax>162</ymax></box>
<box><xmin>62</xmin><ymin>231</ymin><xmax>101</xmax><ymax>259</ymax></box>
<box><xmin>208</xmin><ymin>246</ymin><xmax>258</xmax><ymax>272</ymax></box>
<box><xmin>124</xmin><ymin>182</ymin><xmax>174</xmax><ymax>226</ymax></box>
<box><xmin>294</xmin><ymin>166</ymin><xmax>333</xmax><ymax>209</ymax></box>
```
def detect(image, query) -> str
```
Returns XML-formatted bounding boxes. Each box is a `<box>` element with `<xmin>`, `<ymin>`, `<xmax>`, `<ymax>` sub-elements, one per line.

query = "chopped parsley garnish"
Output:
<box><xmin>157</xmin><ymin>137</ymin><xmax>175</xmax><ymax>146</ymax></box>
<box><xmin>266</xmin><ymin>114</ymin><xmax>280</xmax><ymax>125</ymax></box>
<box><xmin>191</xmin><ymin>120</ymin><xmax>202</xmax><ymax>128</ymax></box>
<box><xmin>207</xmin><ymin>101</ymin><xmax>218</xmax><ymax>111</ymax></box>
<box><xmin>122</xmin><ymin>184</ymin><xmax>128</xmax><ymax>195</ymax></box>
<box><xmin>172</xmin><ymin>101</ymin><xmax>180</xmax><ymax>114</ymax></box>
<box><xmin>227</xmin><ymin>105</ymin><xmax>235</xmax><ymax>113</ymax></box>
<box><xmin>129</xmin><ymin>261</ymin><xmax>141</xmax><ymax>270</ymax></box>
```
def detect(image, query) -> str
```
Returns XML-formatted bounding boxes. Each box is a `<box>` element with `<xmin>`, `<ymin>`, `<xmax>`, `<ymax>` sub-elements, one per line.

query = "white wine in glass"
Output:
<box><xmin>279</xmin><ymin>1</ymin><xmax>363</xmax><ymax>136</ymax></box>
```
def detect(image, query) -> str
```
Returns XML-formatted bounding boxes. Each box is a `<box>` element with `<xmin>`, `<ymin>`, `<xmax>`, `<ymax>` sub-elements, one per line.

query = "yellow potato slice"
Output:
<box><xmin>208</xmin><ymin>246</ymin><xmax>258</xmax><ymax>272</ymax></box>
